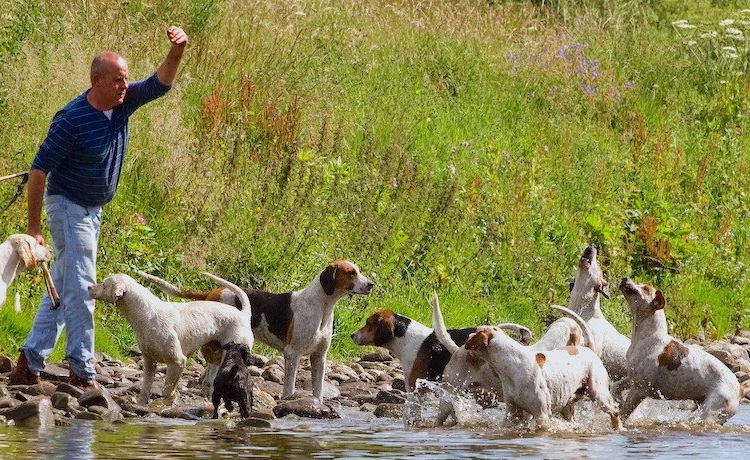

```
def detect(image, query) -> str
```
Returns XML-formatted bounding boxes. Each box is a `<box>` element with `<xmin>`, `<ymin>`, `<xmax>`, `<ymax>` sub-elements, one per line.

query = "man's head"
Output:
<box><xmin>89</xmin><ymin>51</ymin><xmax>129</xmax><ymax>110</ymax></box>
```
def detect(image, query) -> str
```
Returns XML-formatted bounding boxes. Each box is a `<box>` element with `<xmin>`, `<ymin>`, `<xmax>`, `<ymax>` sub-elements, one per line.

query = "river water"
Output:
<box><xmin>1</xmin><ymin>398</ymin><xmax>749</xmax><ymax>459</ymax></box>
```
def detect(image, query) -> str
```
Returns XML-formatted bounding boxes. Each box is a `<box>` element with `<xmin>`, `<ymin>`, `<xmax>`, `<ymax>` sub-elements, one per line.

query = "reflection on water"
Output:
<box><xmin>1</xmin><ymin>402</ymin><xmax>749</xmax><ymax>460</ymax></box>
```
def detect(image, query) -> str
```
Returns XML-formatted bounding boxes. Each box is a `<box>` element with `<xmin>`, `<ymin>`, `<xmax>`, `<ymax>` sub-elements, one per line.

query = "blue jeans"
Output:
<box><xmin>22</xmin><ymin>194</ymin><xmax>102</xmax><ymax>380</ymax></box>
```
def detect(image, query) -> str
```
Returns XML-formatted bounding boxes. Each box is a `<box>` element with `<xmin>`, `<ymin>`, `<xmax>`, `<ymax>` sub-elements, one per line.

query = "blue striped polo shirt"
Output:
<box><xmin>31</xmin><ymin>73</ymin><xmax>172</xmax><ymax>207</ymax></box>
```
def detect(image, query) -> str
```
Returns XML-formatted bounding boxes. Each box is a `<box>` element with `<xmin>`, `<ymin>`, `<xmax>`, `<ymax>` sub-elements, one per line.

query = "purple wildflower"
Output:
<box><xmin>136</xmin><ymin>213</ymin><xmax>147</xmax><ymax>226</ymax></box>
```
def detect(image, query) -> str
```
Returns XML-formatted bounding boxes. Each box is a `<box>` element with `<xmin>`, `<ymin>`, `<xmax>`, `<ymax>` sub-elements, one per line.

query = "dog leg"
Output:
<box><xmin>619</xmin><ymin>387</ymin><xmax>648</xmax><ymax>421</ymax></box>
<box><xmin>694</xmin><ymin>392</ymin><xmax>737</xmax><ymax>425</ymax></box>
<box><xmin>212</xmin><ymin>393</ymin><xmax>222</xmax><ymax>419</ymax></box>
<box><xmin>282</xmin><ymin>351</ymin><xmax>302</xmax><ymax>399</ymax></box>
<box><xmin>138</xmin><ymin>357</ymin><xmax>157</xmax><ymax>405</ymax></box>
<box><xmin>162</xmin><ymin>358</ymin><xmax>186</xmax><ymax>406</ymax></box>
<box><xmin>309</xmin><ymin>350</ymin><xmax>327</xmax><ymax>401</ymax></box>
<box><xmin>202</xmin><ymin>363</ymin><xmax>220</xmax><ymax>399</ymax></box>
<box><xmin>238</xmin><ymin>389</ymin><xmax>252</xmax><ymax>419</ymax></box>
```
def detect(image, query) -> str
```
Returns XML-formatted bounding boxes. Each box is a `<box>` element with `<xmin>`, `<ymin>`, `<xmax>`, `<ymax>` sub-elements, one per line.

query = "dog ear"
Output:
<box><xmin>465</xmin><ymin>330</ymin><xmax>491</xmax><ymax>350</ymax></box>
<box><xmin>652</xmin><ymin>290</ymin><xmax>666</xmax><ymax>310</ymax></box>
<box><xmin>10</xmin><ymin>235</ymin><xmax>37</xmax><ymax>270</ymax></box>
<box><xmin>519</xmin><ymin>328</ymin><xmax>532</xmax><ymax>346</ymax></box>
<box><xmin>319</xmin><ymin>264</ymin><xmax>338</xmax><ymax>296</ymax></box>
<box><xmin>373</xmin><ymin>318</ymin><xmax>395</xmax><ymax>346</ymax></box>
<box><xmin>598</xmin><ymin>281</ymin><xmax>610</xmax><ymax>299</ymax></box>
<box><xmin>113</xmin><ymin>281</ymin><xmax>127</xmax><ymax>302</ymax></box>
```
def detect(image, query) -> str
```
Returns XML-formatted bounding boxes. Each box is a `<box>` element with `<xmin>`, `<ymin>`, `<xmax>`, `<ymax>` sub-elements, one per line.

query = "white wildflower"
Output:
<box><xmin>725</xmin><ymin>28</ymin><xmax>744</xmax><ymax>38</ymax></box>
<box><xmin>719</xmin><ymin>19</ymin><xmax>735</xmax><ymax>27</ymax></box>
<box><xmin>685</xmin><ymin>40</ymin><xmax>698</xmax><ymax>46</ymax></box>
<box><xmin>700</xmin><ymin>31</ymin><xmax>718</xmax><ymax>39</ymax></box>
<box><xmin>672</xmin><ymin>20</ymin><xmax>696</xmax><ymax>29</ymax></box>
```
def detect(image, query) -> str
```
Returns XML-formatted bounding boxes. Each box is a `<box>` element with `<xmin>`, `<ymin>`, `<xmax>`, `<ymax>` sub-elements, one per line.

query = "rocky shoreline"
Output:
<box><xmin>2</xmin><ymin>332</ymin><xmax>750</xmax><ymax>428</ymax></box>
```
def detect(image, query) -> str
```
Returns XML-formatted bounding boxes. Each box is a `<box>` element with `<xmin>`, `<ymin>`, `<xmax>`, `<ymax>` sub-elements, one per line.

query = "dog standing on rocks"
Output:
<box><xmin>139</xmin><ymin>259</ymin><xmax>374</xmax><ymax>401</ymax></box>
<box><xmin>88</xmin><ymin>272</ymin><xmax>253</xmax><ymax>406</ymax></box>
<box><xmin>212</xmin><ymin>341</ymin><xmax>254</xmax><ymax>419</ymax></box>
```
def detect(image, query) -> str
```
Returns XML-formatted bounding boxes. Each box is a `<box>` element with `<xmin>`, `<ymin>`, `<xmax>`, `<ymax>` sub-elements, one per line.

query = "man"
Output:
<box><xmin>10</xmin><ymin>26</ymin><xmax>188</xmax><ymax>389</ymax></box>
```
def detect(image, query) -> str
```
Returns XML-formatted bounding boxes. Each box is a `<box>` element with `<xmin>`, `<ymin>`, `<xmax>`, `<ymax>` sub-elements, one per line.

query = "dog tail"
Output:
<box><xmin>497</xmin><ymin>323</ymin><xmax>533</xmax><ymax>345</ymax></box>
<box><xmin>136</xmin><ymin>270</ymin><xmax>215</xmax><ymax>301</ymax></box>
<box><xmin>550</xmin><ymin>304</ymin><xmax>596</xmax><ymax>353</ymax></box>
<box><xmin>431</xmin><ymin>291</ymin><xmax>460</xmax><ymax>355</ymax></box>
<box><xmin>202</xmin><ymin>272</ymin><xmax>252</xmax><ymax>315</ymax></box>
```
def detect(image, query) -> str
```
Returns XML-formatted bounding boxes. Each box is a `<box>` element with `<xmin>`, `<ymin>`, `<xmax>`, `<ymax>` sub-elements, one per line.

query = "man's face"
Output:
<box><xmin>93</xmin><ymin>57</ymin><xmax>129</xmax><ymax>108</ymax></box>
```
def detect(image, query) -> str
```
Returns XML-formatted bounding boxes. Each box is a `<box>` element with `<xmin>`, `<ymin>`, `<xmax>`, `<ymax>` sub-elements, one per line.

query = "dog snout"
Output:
<box><xmin>619</xmin><ymin>277</ymin><xmax>635</xmax><ymax>293</ymax></box>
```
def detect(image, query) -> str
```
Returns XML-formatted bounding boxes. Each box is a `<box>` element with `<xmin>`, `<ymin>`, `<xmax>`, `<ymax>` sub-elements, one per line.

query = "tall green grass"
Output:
<box><xmin>1</xmin><ymin>0</ymin><xmax>749</xmax><ymax>360</ymax></box>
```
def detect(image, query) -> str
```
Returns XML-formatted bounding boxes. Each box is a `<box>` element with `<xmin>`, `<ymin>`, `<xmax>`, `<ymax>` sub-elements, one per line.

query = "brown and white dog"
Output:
<box><xmin>429</xmin><ymin>293</ymin><xmax>532</xmax><ymax>425</ymax></box>
<box><xmin>138</xmin><ymin>259</ymin><xmax>374</xmax><ymax>401</ymax></box>
<box><xmin>351</xmin><ymin>308</ymin><xmax>530</xmax><ymax>394</ymax></box>
<box><xmin>0</xmin><ymin>234</ymin><xmax>51</xmax><ymax>310</ymax></box>
<box><xmin>619</xmin><ymin>277</ymin><xmax>745</xmax><ymax>425</ymax></box>
<box><xmin>88</xmin><ymin>272</ymin><xmax>253</xmax><ymax>406</ymax></box>
<box><xmin>460</xmin><ymin>311</ymin><xmax>621</xmax><ymax>431</ymax></box>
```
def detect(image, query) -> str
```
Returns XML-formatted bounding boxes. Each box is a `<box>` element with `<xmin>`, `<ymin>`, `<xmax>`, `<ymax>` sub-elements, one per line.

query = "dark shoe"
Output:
<box><xmin>69</xmin><ymin>371</ymin><xmax>100</xmax><ymax>390</ymax></box>
<box><xmin>9</xmin><ymin>351</ymin><xmax>41</xmax><ymax>385</ymax></box>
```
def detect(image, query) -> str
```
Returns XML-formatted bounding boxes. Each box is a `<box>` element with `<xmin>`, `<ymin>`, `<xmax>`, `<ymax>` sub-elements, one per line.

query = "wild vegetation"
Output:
<box><xmin>1</xmin><ymin>0</ymin><xmax>749</xmax><ymax>360</ymax></box>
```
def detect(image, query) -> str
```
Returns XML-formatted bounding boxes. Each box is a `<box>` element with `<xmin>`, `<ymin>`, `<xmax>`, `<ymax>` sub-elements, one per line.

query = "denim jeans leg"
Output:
<box><xmin>21</xmin><ymin>195</ymin><xmax>101</xmax><ymax>379</ymax></box>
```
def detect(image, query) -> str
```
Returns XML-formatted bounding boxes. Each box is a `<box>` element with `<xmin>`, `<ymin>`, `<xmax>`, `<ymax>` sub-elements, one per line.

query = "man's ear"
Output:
<box><xmin>652</xmin><ymin>290</ymin><xmax>666</xmax><ymax>310</ymax></box>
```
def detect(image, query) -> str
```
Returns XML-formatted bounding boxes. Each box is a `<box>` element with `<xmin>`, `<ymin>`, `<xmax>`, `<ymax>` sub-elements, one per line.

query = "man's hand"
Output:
<box><xmin>167</xmin><ymin>26</ymin><xmax>188</xmax><ymax>48</ymax></box>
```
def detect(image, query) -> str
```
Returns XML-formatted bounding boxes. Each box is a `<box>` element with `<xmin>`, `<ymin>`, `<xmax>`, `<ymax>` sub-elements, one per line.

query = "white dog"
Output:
<box><xmin>0</xmin><ymin>234</ymin><xmax>51</xmax><ymax>310</ymax></box>
<box><xmin>454</xmin><ymin>308</ymin><xmax>621</xmax><ymax>430</ymax></box>
<box><xmin>88</xmin><ymin>272</ymin><xmax>254</xmax><ymax>405</ymax></box>
<box><xmin>620</xmin><ymin>277</ymin><xmax>745</xmax><ymax>425</ymax></box>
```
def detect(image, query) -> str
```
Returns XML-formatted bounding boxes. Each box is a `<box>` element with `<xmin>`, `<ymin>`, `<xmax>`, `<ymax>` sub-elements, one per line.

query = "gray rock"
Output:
<box><xmin>359</xmin><ymin>351</ymin><xmax>393</xmax><ymax>363</ymax></box>
<box><xmin>238</xmin><ymin>417</ymin><xmax>272</xmax><ymax>428</ymax></box>
<box><xmin>373</xmin><ymin>403</ymin><xmax>404</xmax><ymax>418</ymax></box>
<box><xmin>160</xmin><ymin>407</ymin><xmax>201</xmax><ymax>420</ymax></box>
<box><xmin>0</xmin><ymin>397</ymin><xmax>55</xmax><ymax>427</ymax></box>
<box><xmin>78</xmin><ymin>388</ymin><xmax>121</xmax><ymax>414</ymax></box>
<box><xmin>392</xmin><ymin>378</ymin><xmax>407</xmax><ymax>392</ymax></box>
<box><xmin>375</xmin><ymin>390</ymin><xmax>405</xmax><ymax>404</ymax></box>
<box><xmin>261</xmin><ymin>365</ymin><xmax>285</xmax><ymax>384</ymax></box>
<box><xmin>272</xmin><ymin>396</ymin><xmax>340</xmax><ymax>419</ymax></box>
<box><xmin>51</xmin><ymin>391</ymin><xmax>80</xmax><ymax>411</ymax></box>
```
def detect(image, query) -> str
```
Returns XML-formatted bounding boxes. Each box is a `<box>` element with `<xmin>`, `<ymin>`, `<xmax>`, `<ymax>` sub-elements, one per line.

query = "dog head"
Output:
<box><xmin>319</xmin><ymin>259</ymin><xmax>375</xmax><ymax>296</ymax></box>
<box><xmin>8</xmin><ymin>234</ymin><xmax>51</xmax><ymax>271</ymax></box>
<box><xmin>222</xmin><ymin>341</ymin><xmax>252</xmax><ymax>366</ymax></box>
<box><xmin>570</xmin><ymin>244</ymin><xmax>610</xmax><ymax>302</ymax></box>
<box><xmin>88</xmin><ymin>273</ymin><xmax>131</xmax><ymax>305</ymax></box>
<box><xmin>351</xmin><ymin>310</ymin><xmax>409</xmax><ymax>346</ymax></box>
<box><xmin>464</xmin><ymin>326</ymin><xmax>500</xmax><ymax>351</ymax></box>
<box><xmin>619</xmin><ymin>277</ymin><xmax>666</xmax><ymax>323</ymax></box>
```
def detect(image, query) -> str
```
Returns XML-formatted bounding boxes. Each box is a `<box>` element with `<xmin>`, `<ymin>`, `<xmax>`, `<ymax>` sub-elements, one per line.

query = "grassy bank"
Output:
<box><xmin>1</xmin><ymin>0</ymin><xmax>749</xmax><ymax>361</ymax></box>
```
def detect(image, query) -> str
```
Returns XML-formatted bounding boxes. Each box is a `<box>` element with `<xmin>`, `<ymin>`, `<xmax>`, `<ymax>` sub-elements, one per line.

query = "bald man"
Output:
<box><xmin>11</xmin><ymin>26</ymin><xmax>188</xmax><ymax>389</ymax></box>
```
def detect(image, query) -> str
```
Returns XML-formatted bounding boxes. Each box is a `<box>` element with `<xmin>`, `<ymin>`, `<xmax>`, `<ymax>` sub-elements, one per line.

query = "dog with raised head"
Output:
<box><xmin>88</xmin><ymin>272</ymin><xmax>253</xmax><ymax>406</ymax></box>
<box><xmin>212</xmin><ymin>341</ymin><xmax>254</xmax><ymax>419</ymax></box>
<box><xmin>138</xmin><ymin>259</ymin><xmax>374</xmax><ymax>401</ymax></box>
<box><xmin>457</xmin><ymin>305</ymin><xmax>621</xmax><ymax>431</ymax></box>
<box><xmin>0</xmin><ymin>234</ymin><xmax>51</xmax><ymax>310</ymax></box>
<box><xmin>619</xmin><ymin>277</ymin><xmax>745</xmax><ymax>425</ymax></box>
<box><xmin>568</xmin><ymin>245</ymin><xmax>630</xmax><ymax>389</ymax></box>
